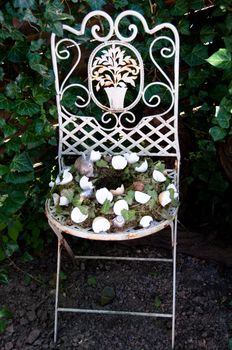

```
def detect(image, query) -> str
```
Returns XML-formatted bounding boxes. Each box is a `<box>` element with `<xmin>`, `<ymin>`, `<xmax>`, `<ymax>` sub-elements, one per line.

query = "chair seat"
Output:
<box><xmin>45</xmin><ymin>199</ymin><xmax>177</xmax><ymax>241</ymax></box>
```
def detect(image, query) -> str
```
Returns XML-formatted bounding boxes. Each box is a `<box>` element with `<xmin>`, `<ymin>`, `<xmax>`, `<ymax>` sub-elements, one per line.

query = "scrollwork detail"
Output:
<box><xmin>142</xmin><ymin>82</ymin><xmax>174</xmax><ymax>117</ymax></box>
<box><xmin>98</xmin><ymin>112</ymin><xmax>118</xmax><ymax>131</ymax></box>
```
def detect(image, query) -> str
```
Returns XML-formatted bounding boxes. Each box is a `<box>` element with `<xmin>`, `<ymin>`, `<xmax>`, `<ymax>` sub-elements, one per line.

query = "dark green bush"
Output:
<box><xmin>0</xmin><ymin>0</ymin><xmax>231</xmax><ymax>260</ymax></box>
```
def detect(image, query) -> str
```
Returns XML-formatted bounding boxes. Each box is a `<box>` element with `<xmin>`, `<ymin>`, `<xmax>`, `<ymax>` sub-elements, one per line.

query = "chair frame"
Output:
<box><xmin>46</xmin><ymin>10</ymin><xmax>180</xmax><ymax>349</ymax></box>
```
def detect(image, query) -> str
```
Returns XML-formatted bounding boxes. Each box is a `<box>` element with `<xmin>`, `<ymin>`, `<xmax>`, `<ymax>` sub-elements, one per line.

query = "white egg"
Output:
<box><xmin>113</xmin><ymin>199</ymin><xmax>129</xmax><ymax>216</ymax></box>
<box><xmin>96</xmin><ymin>187</ymin><xmax>113</xmax><ymax>205</ymax></box>
<box><xmin>111</xmin><ymin>155</ymin><xmax>127</xmax><ymax>170</ymax></box>
<box><xmin>158</xmin><ymin>191</ymin><xmax>172</xmax><ymax>207</ymax></box>
<box><xmin>71</xmin><ymin>207</ymin><xmax>88</xmax><ymax>223</ymax></box>
<box><xmin>92</xmin><ymin>217</ymin><xmax>110</xmax><ymax>233</ymax></box>
<box><xmin>135</xmin><ymin>160</ymin><xmax>148</xmax><ymax>173</ymax></box>
<box><xmin>79</xmin><ymin>176</ymin><xmax>94</xmax><ymax>190</ymax></box>
<box><xmin>135</xmin><ymin>191</ymin><xmax>151</xmax><ymax>204</ymax></box>
<box><xmin>152</xmin><ymin>169</ymin><xmax>166</xmax><ymax>182</ymax></box>
<box><xmin>124</xmin><ymin>153</ymin><xmax>140</xmax><ymax>164</ymax></box>
<box><xmin>90</xmin><ymin>150</ymin><xmax>102</xmax><ymax>162</ymax></box>
<box><xmin>140</xmin><ymin>216</ymin><xmax>153</xmax><ymax>228</ymax></box>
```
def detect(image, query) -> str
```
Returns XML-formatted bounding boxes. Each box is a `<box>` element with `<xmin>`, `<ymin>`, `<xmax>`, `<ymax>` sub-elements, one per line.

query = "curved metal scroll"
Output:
<box><xmin>50</xmin><ymin>10</ymin><xmax>180</xmax><ymax>169</ymax></box>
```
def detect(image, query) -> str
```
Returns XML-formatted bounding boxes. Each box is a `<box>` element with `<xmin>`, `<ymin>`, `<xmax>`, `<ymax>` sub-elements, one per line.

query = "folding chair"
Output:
<box><xmin>45</xmin><ymin>10</ymin><xmax>180</xmax><ymax>348</ymax></box>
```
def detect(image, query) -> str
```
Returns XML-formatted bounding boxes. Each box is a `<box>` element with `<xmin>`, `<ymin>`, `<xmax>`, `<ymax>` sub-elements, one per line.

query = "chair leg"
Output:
<box><xmin>54</xmin><ymin>239</ymin><xmax>62</xmax><ymax>343</ymax></box>
<box><xmin>48</xmin><ymin>220</ymin><xmax>75</xmax><ymax>262</ymax></box>
<box><xmin>171</xmin><ymin>218</ymin><xmax>177</xmax><ymax>349</ymax></box>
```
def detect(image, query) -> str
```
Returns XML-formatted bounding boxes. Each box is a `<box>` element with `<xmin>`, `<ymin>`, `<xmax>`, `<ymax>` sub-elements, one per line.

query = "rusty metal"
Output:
<box><xmin>47</xmin><ymin>9</ymin><xmax>180</xmax><ymax>349</ymax></box>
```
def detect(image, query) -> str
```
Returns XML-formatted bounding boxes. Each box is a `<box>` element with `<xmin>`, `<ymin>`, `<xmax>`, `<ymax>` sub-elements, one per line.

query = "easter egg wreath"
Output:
<box><xmin>48</xmin><ymin>151</ymin><xmax>179</xmax><ymax>233</ymax></box>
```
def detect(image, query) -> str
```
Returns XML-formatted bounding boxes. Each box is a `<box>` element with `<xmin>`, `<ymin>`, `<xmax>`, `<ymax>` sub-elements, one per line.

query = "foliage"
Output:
<box><xmin>0</xmin><ymin>306</ymin><xmax>13</xmax><ymax>334</ymax></box>
<box><xmin>0</xmin><ymin>1</ymin><xmax>231</xmax><ymax>261</ymax></box>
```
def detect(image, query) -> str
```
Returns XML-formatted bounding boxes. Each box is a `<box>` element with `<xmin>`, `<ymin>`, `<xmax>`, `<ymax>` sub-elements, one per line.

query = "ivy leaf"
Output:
<box><xmin>13</xmin><ymin>0</ymin><xmax>36</xmax><ymax>8</ymax></box>
<box><xmin>0</xmin><ymin>165</ymin><xmax>9</xmax><ymax>176</ymax></box>
<box><xmin>3</xmin><ymin>191</ymin><xmax>26</xmax><ymax>216</ymax></box>
<box><xmin>15</xmin><ymin>99</ymin><xmax>40</xmax><ymax>115</ymax></box>
<box><xmin>8</xmin><ymin>42</ymin><xmax>28</xmax><ymax>63</ymax></box>
<box><xmin>183</xmin><ymin>44</ymin><xmax>208</xmax><ymax>66</ymax></box>
<box><xmin>0</xmin><ymin>269</ymin><xmax>9</xmax><ymax>285</ymax></box>
<box><xmin>124</xmin><ymin>190</ymin><xmax>134</xmax><ymax>205</ymax></box>
<box><xmin>10</xmin><ymin>152</ymin><xmax>33</xmax><ymax>172</ymax></box>
<box><xmin>5</xmin><ymin>172</ymin><xmax>34</xmax><ymax>184</ymax></box>
<box><xmin>170</xmin><ymin>0</ymin><xmax>188</xmax><ymax>16</ymax></box>
<box><xmin>121</xmin><ymin>209</ymin><xmax>136</xmax><ymax>222</ymax></box>
<box><xmin>206</xmin><ymin>48</ymin><xmax>232</xmax><ymax>69</ymax></box>
<box><xmin>85</xmin><ymin>0</ymin><xmax>106</xmax><ymax>10</ymax></box>
<box><xmin>200</xmin><ymin>25</ymin><xmax>216</xmax><ymax>44</ymax></box>
<box><xmin>215</xmin><ymin>106</ymin><xmax>231</xmax><ymax>129</ymax></box>
<box><xmin>101</xmin><ymin>199</ymin><xmax>112</xmax><ymax>215</ymax></box>
<box><xmin>209</xmin><ymin>126</ymin><xmax>227</xmax><ymax>141</ymax></box>
<box><xmin>8</xmin><ymin>219</ymin><xmax>23</xmax><ymax>241</ymax></box>
<box><xmin>96</xmin><ymin>159</ymin><xmax>109</xmax><ymax>168</ymax></box>
<box><xmin>113</xmin><ymin>0</ymin><xmax>128</xmax><ymax>9</ymax></box>
<box><xmin>0</xmin><ymin>94</ymin><xmax>12</xmax><ymax>110</ymax></box>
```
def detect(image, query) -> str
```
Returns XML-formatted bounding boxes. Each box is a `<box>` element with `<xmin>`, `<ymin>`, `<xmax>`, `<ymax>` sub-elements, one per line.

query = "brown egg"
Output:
<box><xmin>133</xmin><ymin>181</ymin><xmax>144</xmax><ymax>192</ymax></box>
<box><xmin>74</xmin><ymin>156</ymin><xmax>94</xmax><ymax>177</ymax></box>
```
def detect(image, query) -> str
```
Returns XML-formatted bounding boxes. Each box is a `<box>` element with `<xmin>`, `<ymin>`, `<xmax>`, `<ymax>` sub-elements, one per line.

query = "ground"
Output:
<box><xmin>0</xmin><ymin>238</ymin><xmax>231</xmax><ymax>350</ymax></box>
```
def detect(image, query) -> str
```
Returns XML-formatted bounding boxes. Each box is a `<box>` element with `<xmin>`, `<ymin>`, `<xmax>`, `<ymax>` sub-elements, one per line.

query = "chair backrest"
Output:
<box><xmin>51</xmin><ymin>10</ymin><xmax>180</xmax><ymax>172</ymax></box>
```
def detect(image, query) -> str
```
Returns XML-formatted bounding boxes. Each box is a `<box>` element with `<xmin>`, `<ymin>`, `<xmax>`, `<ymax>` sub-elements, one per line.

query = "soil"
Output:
<box><xmin>0</xmin><ymin>238</ymin><xmax>231</xmax><ymax>350</ymax></box>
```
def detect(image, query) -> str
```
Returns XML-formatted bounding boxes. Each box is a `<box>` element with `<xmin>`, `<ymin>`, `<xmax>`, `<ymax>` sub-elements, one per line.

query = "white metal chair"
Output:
<box><xmin>46</xmin><ymin>10</ymin><xmax>180</xmax><ymax>349</ymax></box>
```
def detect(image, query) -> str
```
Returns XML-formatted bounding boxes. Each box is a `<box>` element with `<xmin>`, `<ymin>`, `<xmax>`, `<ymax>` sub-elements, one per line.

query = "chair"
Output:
<box><xmin>46</xmin><ymin>10</ymin><xmax>180</xmax><ymax>349</ymax></box>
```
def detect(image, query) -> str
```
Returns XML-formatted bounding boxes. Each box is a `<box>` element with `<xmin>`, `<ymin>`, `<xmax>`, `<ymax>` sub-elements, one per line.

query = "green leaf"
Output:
<box><xmin>0</xmin><ymin>269</ymin><xmax>9</xmax><ymax>285</ymax></box>
<box><xmin>182</xmin><ymin>44</ymin><xmax>208</xmax><ymax>66</ymax></box>
<box><xmin>209</xmin><ymin>126</ymin><xmax>227</xmax><ymax>141</ymax></box>
<box><xmin>0</xmin><ymin>306</ymin><xmax>13</xmax><ymax>320</ymax></box>
<box><xmin>96</xmin><ymin>159</ymin><xmax>109</xmax><ymax>168</ymax></box>
<box><xmin>0</xmin><ymin>165</ymin><xmax>9</xmax><ymax>176</ymax></box>
<box><xmin>113</xmin><ymin>0</ymin><xmax>128</xmax><ymax>9</ymax></box>
<box><xmin>14</xmin><ymin>99</ymin><xmax>40</xmax><ymax>115</ymax></box>
<box><xmin>0</xmin><ymin>94</ymin><xmax>12</xmax><ymax>110</ymax></box>
<box><xmin>4</xmin><ymin>242</ymin><xmax>19</xmax><ymax>257</ymax></box>
<box><xmin>13</xmin><ymin>0</ymin><xmax>35</xmax><ymax>8</ymax></box>
<box><xmin>21</xmin><ymin>251</ymin><xmax>33</xmax><ymax>263</ymax></box>
<box><xmin>153</xmin><ymin>296</ymin><xmax>161</xmax><ymax>309</ymax></box>
<box><xmin>0</xmin><ymin>319</ymin><xmax>8</xmax><ymax>334</ymax></box>
<box><xmin>8</xmin><ymin>42</ymin><xmax>27</xmax><ymax>63</ymax></box>
<box><xmin>87</xmin><ymin>275</ymin><xmax>97</xmax><ymax>287</ymax></box>
<box><xmin>124</xmin><ymin>190</ymin><xmax>134</xmax><ymax>205</ymax></box>
<box><xmin>200</xmin><ymin>25</ymin><xmax>216</xmax><ymax>44</ymax></box>
<box><xmin>229</xmin><ymin>339</ymin><xmax>232</xmax><ymax>350</ymax></box>
<box><xmin>101</xmin><ymin>199</ymin><xmax>112</xmax><ymax>214</ymax></box>
<box><xmin>85</xmin><ymin>0</ymin><xmax>106</xmax><ymax>10</ymax></box>
<box><xmin>206</xmin><ymin>48</ymin><xmax>231</xmax><ymax>69</ymax></box>
<box><xmin>3</xmin><ymin>191</ymin><xmax>26</xmax><ymax>216</ymax></box>
<box><xmin>170</xmin><ymin>0</ymin><xmax>188</xmax><ymax>16</ymax></box>
<box><xmin>190</xmin><ymin>0</ymin><xmax>204</xmax><ymax>10</ymax></box>
<box><xmin>215</xmin><ymin>106</ymin><xmax>231</xmax><ymax>129</ymax></box>
<box><xmin>8</xmin><ymin>219</ymin><xmax>23</xmax><ymax>241</ymax></box>
<box><xmin>121</xmin><ymin>209</ymin><xmax>136</xmax><ymax>222</ymax></box>
<box><xmin>10</xmin><ymin>152</ymin><xmax>33</xmax><ymax>172</ymax></box>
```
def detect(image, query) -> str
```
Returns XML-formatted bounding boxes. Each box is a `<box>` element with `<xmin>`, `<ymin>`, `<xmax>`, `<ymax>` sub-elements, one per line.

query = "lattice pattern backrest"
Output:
<box><xmin>51</xmin><ymin>10</ymin><xmax>180</xmax><ymax>167</ymax></box>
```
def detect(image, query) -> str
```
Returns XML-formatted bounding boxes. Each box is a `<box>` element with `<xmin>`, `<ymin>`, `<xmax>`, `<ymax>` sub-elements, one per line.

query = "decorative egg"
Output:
<box><xmin>96</xmin><ymin>187</ymin><xmax>113</xmax><ymax>205</ymax></box>
<box><xmin>74</xmin><ymin>156</ymin><xmax>94</xmax><ymax>177</ymax></box>
<box><xmin>112</xmin><ymin>215</ymin><xmax>125</xmax><ymax>228</ymax></box>
<box><xmin>90</xmin><ymin>150</ymin><xmax>102</xmax><ymax>162</ymax></box>
<box><xmin>124</xmin><ymin>153</ymin><xmax>140</xmax><ymax>164</ymax></box>
<box><xmin>135</xmin><ymin>160</ymin><xmax>148</xmax><ymax>173</ymax></box>
<box><xmin>110</xmin><ymin>184</ymin><xmax>125</xmax><ymax>196</ymax></box>
<box><xmin>158</xmin><ymin>191</ymin><xmax>171</xmax><ymax>207</ymax></box>
<box><xmin>59</xmin><ymin>196</ymin><xmax>70</xmax><ymax>206</ymax></box>
<box><xmin>153</xmin><ymin>170</ymin><xmax>166</xmax><ymax>182</ymax></box>
<box><xmin>167</xmin><ymin>183</ymin><xmax>178</xmax><ymax>199</ymax></box>
<box><xmin>140</xmin><ymin>216</ymin><xmax>153</xmax><ymax>228</ymax></box>
<box><xmin>113</xmin><ymin>199</ymin><xmax>129</xmax><ymax>216</ymax></box>
<box><xmin>56</xmin><ymin>171</ymin><xmax>73</xmax><ymax>186</ymax></box>
<box><xmin>52</xmin><ymin>193</ymin><xmax>60</xmax><ymax>206</ymax></box>
<box><xmin>79</xmin><ymin>176</ymin><xmax>94</xmax><ymax>190</ymax></box>
<box><xmin>111</xmin><ymin>155</ymin><xmax>127</xmax><ymax>170</ymax></box>
<box><xmin>71</xmin><ymin>207</ymin><xmax>88</xmax><ymax>223</ymax></box>
<box><xmin>133</xmin><ymin>181</ymin><xmax>144</xmax><ymax>192</ymax></box>
<box><xmin>135</xmin><ymin>191</ymin><xmax>151</xmax><ymax>204</ymax></box>
<box><xmin>92</xmin><ymin>217</ymin><xmax>111</xmax><ymax>233</ymax></box>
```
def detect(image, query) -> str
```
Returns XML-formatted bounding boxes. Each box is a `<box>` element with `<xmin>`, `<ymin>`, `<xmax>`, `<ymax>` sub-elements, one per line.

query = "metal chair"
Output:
<box><xmin>46</xmin><ymin>10</ymin><xmax>180</xmax><ymax>349</ymax></box>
